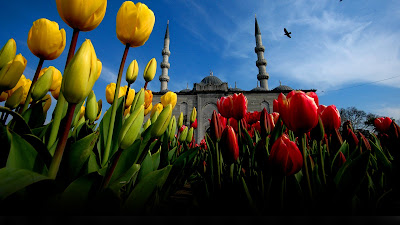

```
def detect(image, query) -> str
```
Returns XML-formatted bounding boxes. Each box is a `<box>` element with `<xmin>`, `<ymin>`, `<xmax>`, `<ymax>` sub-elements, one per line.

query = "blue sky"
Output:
<box><xmin>1</xmin><ymin>0</ymin><xmax>400</xmax><ymax>121</ymax></box>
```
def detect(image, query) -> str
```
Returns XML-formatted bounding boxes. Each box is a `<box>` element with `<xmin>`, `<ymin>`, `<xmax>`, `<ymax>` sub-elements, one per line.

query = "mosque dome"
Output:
<box><xmin>272</xmin><ymin>84</ymin><xmax>293</xmax><ymax>92</ymax></box>
<box><xmin>251</xmin><ymin>86</ymin><xmax>267</xmax><ymax>91</ymax></box>
<box><xmin>199</xmin><ymin>71</ymin><xmax>224</xmax><ymax>86</ymax></box>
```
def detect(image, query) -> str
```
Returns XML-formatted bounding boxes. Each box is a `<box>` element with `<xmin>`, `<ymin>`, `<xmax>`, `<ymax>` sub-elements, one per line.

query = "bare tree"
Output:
<box><xmin>339</xmin><ymin>107</ymin><xmax>378</xmax><ymax>131</ymax></box>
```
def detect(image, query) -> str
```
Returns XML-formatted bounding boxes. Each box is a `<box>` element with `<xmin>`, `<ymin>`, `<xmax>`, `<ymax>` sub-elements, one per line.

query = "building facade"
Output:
<box><xmin>151</xmin><ymin>18</ymin><xmax>315</xmax><ymax>143</ymax></box>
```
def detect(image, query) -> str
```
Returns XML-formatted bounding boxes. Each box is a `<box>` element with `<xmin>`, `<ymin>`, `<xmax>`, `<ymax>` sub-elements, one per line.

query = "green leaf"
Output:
<box><xmin>0</xmin><ymin>168</ymin><xmax>50</xmax><ymax>200</ymax></box>
<box><xmin>109</xmin><ymin>164</ymin><xmax>140</xmax><ymax>192</ymax></box>
<box><xmin>97</xmin><ymin>97</ymin><xmax>124</xmax><ymax>165</ymax></box>
<box><xmin>168</xmin><ymin>147</ymin><xmax>177</xmax><ymax>162</ymax></box>
<box><xmin>152</xmin><ymin>148</ymin><xmax>161</xmax><ymax>171</ymax></box>
<box><xmin>124</xmin><ymin>165</ymin><xmax>172</xmax><ymax>212</ymax></box>
<box><xmin>0</xmin><ymin>106</ymin><xmax>31</xmax><ymax>135</ymax></box>
<box><xmin>21</xmin><ymin>133</ymin><xmax>52</xmax><ymax>167</ymax></box>
<box><xmin>6</xmin><ymin>130</ymin><xmax>47</xmax><ymax>174</ymax></box>
<box><xmin>60</xmin><ymin>172</ymin><xmax>102</xmax><ymax>208</ymax></box>
<box><xmin>21</xmin><ymin>102</ymin><xmax>45</xmax><ymax>129</ymax></box>
<box><xmin>330</xmin><ymin>141</ymin><xmax>349</xmax><ymax>172</ymax></box>
<box><xmin>64</xmin><ymin>131</ymin><xmax>99</xmax><ymax>180</ymax></box>
<box><xmin>136</xmin><ymin>151</ymin><xmax>153</xmax><ymax>183</ymax></box>
<box><xmin>0</xmin><ymin>123</ymin><xmax>11</xmax><ymax>167</ymax></box>
<box><xmin>334</xmin><ymin>151</ymin><xmax>370</xmax><ymax>199</ymax></box>
<box><xmin>31</xmin><ymin>123</ymin><xmax>51</xmax><ymax>142</ymax></box>
<box><xmin>370</xmin><ymin>141</ymin><xmax>392</xmax><ymax>171</ymax></box>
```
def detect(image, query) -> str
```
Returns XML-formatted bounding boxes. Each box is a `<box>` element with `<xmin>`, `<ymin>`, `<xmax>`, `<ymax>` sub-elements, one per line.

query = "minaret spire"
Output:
<box><xmin>159</xmin><ymin>20</ymin><xmax>171</xmax><ymax>92</ymax></box>
<box><xmin>254</xmin><ymin>16</ymin><xmax>269</xmax><ymax>90</ymax></box>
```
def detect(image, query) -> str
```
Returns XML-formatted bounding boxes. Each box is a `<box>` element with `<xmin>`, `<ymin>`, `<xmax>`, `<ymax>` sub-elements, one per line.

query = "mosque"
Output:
<box><xmin>151</xmin><ymin>18</ymin><xmax>316</xmax><ymax>143</ymax></box>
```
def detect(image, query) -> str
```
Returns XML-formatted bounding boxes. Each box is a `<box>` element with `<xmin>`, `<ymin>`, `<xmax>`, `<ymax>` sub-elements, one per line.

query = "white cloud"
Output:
<box><xmin>99</xmin><ymin>65</ymin><xmax>117</xmax><ymax>83</ymax></box>
<box><xmin>374</xmin><ymin>107</ymin><xmax>400</xmax><ymax>121</ymax></box>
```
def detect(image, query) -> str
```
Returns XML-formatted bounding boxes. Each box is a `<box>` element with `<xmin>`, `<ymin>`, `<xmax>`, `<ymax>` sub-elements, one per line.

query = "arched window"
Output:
<box><xmin>261</xmin><ymin>101</ymin><xmax>270</xmax><ymax>113</ymax></box>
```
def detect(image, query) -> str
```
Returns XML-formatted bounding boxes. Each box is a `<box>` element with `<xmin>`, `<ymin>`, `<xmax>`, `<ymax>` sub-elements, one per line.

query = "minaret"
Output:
<box><xmin>159</xmin><ymin>20</ymin><xmax>171</xmax><ymax>92</ymax></box>
<box><xmin>254</xmin><ymin>16</ymin><xmax>269</xmax><ymax>90</ymax></box>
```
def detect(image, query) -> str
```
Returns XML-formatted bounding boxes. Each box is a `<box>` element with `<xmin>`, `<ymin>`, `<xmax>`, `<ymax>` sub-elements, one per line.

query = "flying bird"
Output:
<box><xmin>284</xmin><ymin>28</ymin><xmax>291</xmax><ymax>38</ymax></box>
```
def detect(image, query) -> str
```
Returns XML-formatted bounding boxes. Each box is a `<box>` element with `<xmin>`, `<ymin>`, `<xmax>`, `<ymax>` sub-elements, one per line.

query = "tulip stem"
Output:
<box><xmin>124</xmin><ymin>83</ymin><xmax>131</xmax><ymax>109</ymax></box>
<box><xmin>20</xmin><ymin>58</ymin><xmax>44</xmax><ymax>114</ymax></box>
<box><xmin>47</xmin><ymin>94</ymin><xmax>67</xmax><ymax>149</ymax></box>
<box><xmin>318</xmin><ymin>141</ymin><xmax>327</xmax><ymax>185</ymax></box>
<box><xmin>48</xmin><ymin>103</ymin><xmax>76</xmax><ymax>179</ymax></box>
<box><xmin>65</xmin><ymin>29</ymin><xmax>80</xmax><ymax>69</ymax></box>
<box><xmin>301</xmin><ymin>133</ymin><xmax>313</xmax><ymax>199</ymax></box>
<box><xmin>103</xmin><ymin>44</ymin><xmax>130</xmax><ymax>166</ymax></box>
<box><xmin>215</xmin><ymin>142</ymin><xmax>221</xmax><ymax>189</ymax></box>
<box><xmin>101</xmin><ymin>148</ymin><xmax>123</xmax><ymax>190</ymax></box>
<box><xmin>144</xmin><ymin>81</ymin><xmax>148</xmax><ymax>90</ymax></box>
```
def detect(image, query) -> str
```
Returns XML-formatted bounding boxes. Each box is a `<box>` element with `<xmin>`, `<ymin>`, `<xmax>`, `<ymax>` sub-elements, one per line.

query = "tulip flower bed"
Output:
<box><xmin>1</xmin><ymin>0</ymin><xmax>400</xmax><ymax>216</ymax></box>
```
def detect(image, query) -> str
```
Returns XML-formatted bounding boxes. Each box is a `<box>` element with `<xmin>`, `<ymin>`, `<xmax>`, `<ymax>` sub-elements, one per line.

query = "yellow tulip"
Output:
<box><xmin>96</xmin><ymin>99</ymin><xmax>102</xmax><ymax>121</ymax></box>
<box><xmin>79</xmin><ymin>105</ymin><xmax>85</xmax><ymax>120</ymax></box>
<box><xmin>42</xmin><ymin>94</ymin><xmax>52</xmax><ymax>113</ymax></box>
<box><xmin>51</xmin><ymin>86</ymin><xmax>60</xmax><ymax>100</ymax></box>
<box><xmin>116</xmin><ymin>1</ymin><xmax>155</xmax><ymax>47</ymax></box>
<box><xmin>124</xmin><ymin>105</ymin><xmax>131</xmax><ymax>117</ymax></box>
<box><xmin>118</xmin><ymin>105</ymin><xmax>144</xmax><ymax>150</ymax></box>
<box><xmin>19</xmin><ymin>78</ymin><xmax>32</xmax><ymax>105</ymax></box>
<box><xmin>125</xmin><ymin>87</ymin><xmax>135</xmax><ymax>108</ymax></box>
<box><xmin>143</xmin><ymin>58</ymin><xmax>157</xmax><ymax>82</ymax></box>
<box><xmin>126</xmin><ymin>59</ymin><xmax>138</xmax><ymax>84</ymax></box>
<box><xmin>105</xmin><ymin>83</ymin><xmax>126</xmax><ymax>104</ymax></box>
<box><xmin>144</xmin><ymin>102</ymin><xmax>152</xmax><ymax>116</ymax></box>
<box><xmin>0</xmin><ymin>91</ymin><xmax>8</xmax><ymax>102</ymax></box>
<box><xmin>151</xmin><ymin>104</ymin><xmax>172</xmax><ymax>138</ymax></box>
<box><xmin>31</xmin><ymin>68</ymin><xmax>53</xmax><ymax>101</ymax></box>
<box><xmin>160</xmin><ymin>91</ymin><xmax>177</xmax><ymax>109</ymax></box>
<box><xmin>27</xmin><ymin>18</ymin><xmax>66</xmax><ymax>60</ymax></box>
<box><xmin>7</xmin><ymin>74</ymin><xmax>26</xmax><ymax>96</ymax></box>
<box><xmin>39</xmin><ymin>66</ymin><xmax>62</xmax><ymax>91</ymax></box>
<box><xmin>56</xmin><ymin>0</ymin><xmax>107</xmax><ymax>32</ymax></box>
<box><xmin>0</xmin><ymin>38</ymin><xmax>16</xmax><ymax>70</ymax></box>
<box><xmin>150</xmin><ymin>102</ymin><xmax>163</xmax><ymax>118</ymax></box>
<box><xmin>85</xmin><ymin>90</ymin><xmax>98</xmax><ymax>123</ymax></box>
<box><xmin>144</xmin><ymin>89</ymin><xmax>153</xmax><ymax>108</ymax></box>
<box><xmin>61</xmin><ymin>39</ymin><xmax>101</xmax><ymax>104</ymax></box>
<box><xmin>0</xmin><ymin>54</ymin><xmax>27</xmax><ymax>92</ymax></box>
<box><xmin>5</xmin><ymin>86</ymin><xmax>24</xmax><ymax>109</ymax></box>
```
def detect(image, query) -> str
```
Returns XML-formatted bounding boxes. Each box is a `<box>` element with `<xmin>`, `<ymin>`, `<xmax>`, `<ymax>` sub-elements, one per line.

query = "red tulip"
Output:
<box><xmin>276</xmin><ymin>91</ymin><xmax>318</xmax><ymax>134</ymax></box>
<box><xmin>221</xmin><ymin>125</ymin><xmax>239</xmax><ymax>163</ymax></box>
<box><xmin>232</xmin><ymin>93</ymin><xmax>248</xmax><ymax>120</ymax></box>
<box><xmin>217</xmin><ymin>95</ymin><xmax>233</xmax><ymax>118</ymax></box>
<box><xmin>319</xmin><ymin>105</ymin><xmax>341</xmax><ymax>134</ymax></box>
<box><xmin>191</xmin><ymin>118</ymin><xmax>198</xmax><ymax>129</ymax></box>
<box><xmin>268</xmin><ymin>134</ymin><xmax>303</xmax><ymax>176</ymax></box>
<box><xmin>273</xmin><ymin>99</ymin><xmax>279</xmax><ymax>113</ymax></box>
<box><xmin>374</xmin><ymin>117</ymin><xmax>392</xmax><ymax>133</ymax></box>
<box><xmin>179</xmin><ymin>125</ymin><xmax>187</xmax><ymax>133</ymax></box>
<box><xmin>217</xmin><ymin>93</ymin><xmax>248</xmax><ymax>120</ymax></box>
<box><xmin>210</xmin><ymin>110</ymin><xmax>223</xmax><ymax>142</ymax></box>
<box><xmin>229</xmin><ymin>117</ymin><xmax>238</xmax><ymax>133</ymax></box>
<box><xmin>306</xmin><ymin>92</ymin><xmax>319</xmax><ymax>106</ymax></box>
<box><xmin>245</xmin><ymin>111</ymin><xmax>260</xmax><ymax>125</ymax></box>
<box><xmin>359</xmin><ymin>132</ymin><xmax>371</xmax><ymax>152</ymax></box>
<box><xmin>251</xmin><ymin>121</ymin><xmax>261</xmax><ymax>134</ymax></box>
<box><xmin>336</xmin><ymin>152</ymin><xmax>346</xmax><ymax>167</ymax></box>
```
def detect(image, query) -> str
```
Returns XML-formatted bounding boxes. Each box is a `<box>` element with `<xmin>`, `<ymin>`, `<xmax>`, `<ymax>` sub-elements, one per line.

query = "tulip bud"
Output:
<box><xmin>359</xmin><ymin>132</ymin><xmax>371</xmax><ymax>152</ymax></box>
<box><xmin>190</xmin><ymin>118</ymin><xmax>198</xmax><ymax>129</ymax></box>
<box><xmin>0</xmin><ymin>54</ymin><xmax>27</xmax><ymax>92</ymax></box>
<box><xmin>31</xmin><ymin>68</ymin><xmax>53</xmax><ymax>101</ymax></box>
<box><xmin>151</xmin><ymin>110</ymin><xmax>160</xmax><ymax>124</ymax></box>
<box><xmin>72</xmin><ymin>105</ymin><xmax>85</xmax><ymax>128</ymax></box>
<box><xmin>168</xmin><ymin>116</ymin><xmax>177</xmax><ymax>142</ymax></box>
<box><xmin>0</xmin><ymin>91</ymin><xmax>8</xmax><ymax>102</ymax></box>
<box><xmin>179</xmin><ymin>126</ymin><xmax>188</xmax><ymax>143</ymax></box>
<box><xmin>61</xmin><ymin>39</ymin><xmax>101</xmax><ymax>104</ymax></box>
<box><xmin>126</xmin><ymin>59</ymin><xmax>138</xmax><ymax>84</ymax></box>
<box><xmin>143</xmin><ymin>58</ymin><xmax>157</xmax><ymax>82</ymax></box>
<box><xmin>160</xmin><ymin>91</ymin><xmax>177</xmax><ymax>109</ymax></box>
<box><xmin>27</xmin><ymin>18</ymin><xmax>66</xmax><ymax>60</ymax></box>
<box><xmin>151</xmin><ymin>104</ymin><xmax>173</xmax><ymax>138</ymax></box>
<box><xmin>144</xmin><ymin>90</ymin><xmax>153</xmax><ymax>108</ymax></box>
<box><xmin>0</xmin><ymin>39</ymin><xmax>16</xmax><ymax>70</ymax></box>
<box><xmin>119</xmin><ymin>105</ymin><xmax>145</xmax><ymax>150</ymax></box>
<box><xmin>232</xmin><ymin>93</ymin><xmax>248</xmax><ymax>120</ymax></box>
<box><xmin>42</xmin><ymin>94</ymin><xmax>52</xmax><ymax>113</ymax></box>
<box><xmin>116</xmin><ymin>1</ymin><xmax>155</xmax><ymax>47</ymax></box>
<box><xmin>178</xmin><ymin>112</ymin><xmax>184</xmax><ymax>129</ymax></box>
<box><xmin>190</xmin><ymin>107</ymin><xmax>197</xmax><ymax>124</ymax></box>
<box><xmin>51</xmin><ymin>86</ymin><xmax>60</xmax><ymax>100</ymax></box>
<box><xmin>5</xmin><ymin>86</ymin><xmax>24</xmax><ymax>109</ymax></box>
<box><xmin>105</xmin><ymin>83</ymin><xmax>125</xmax><ymax>105</ymax></box>
<box><xmin>144</xmin><ymin>102</ymin><xmax>152</xmax><ymax>116</ymax></box>
<box><xmin>130</xmin><ymin>88</ymin><xmax>144</xmax><ymax>113</ymax></box>
<box><xmin>268</xmin><ymin>134</ymin><xmax>303</xmax><ymax>176</ymax></box>
<box><xmin>125</xmin><ymin>87</ymin><xmax>135</xmax><ymax>108</ymax></box>
<box><xmin>220</xmin><ymin>125</ymin><xmax>239</xmax><ymax>163</ymax></box>
<box><xmin>143</xmin><ymin>118</ymin><xmax>151</xmax><ymax>131</ymax></box>
<box><xmin>319</xmin><ymin>105</ymin><xmax>341</xmax><ymax>134</ymax></box>
<box><xmin>217</xmin><ymin>96</ymin><xmax>233</xmax><ymax>119</ymax></box>
<box><xmin>85</xmin><ymin>90</ymin><xmax>98</xmax><ymax>123</ymax></box>
<box><xmin>210</xmin><ymin>110</ymin><xmax>223</xmax><ymax>142</ymax></box>
<box><xmin>56</xmin><ymin>0</ymin><xmax>107</xmax><ymax>32</ymax></box>
<box><xmin>39</xmin><ymin>66</ymin><xmax>62</xmax><ymax>91</ymax></box>
<box><xmin>150</xmin><ymin>103</ymin><xmax>163</xmax><ymax>118</ymax></box>
<box><xmin>260</xmin><ymin>108</ymin><xmax>268</xmax><ymax>138</ymax></box>
<box><xmin>96</xmin><ymin>99</ymin><xmax>102</xmax><ymax>121</ymax></box>
<box><xmin>374</xmin><ymin>117</ymin><xmax>392</xmax><ymax>133</ymax></box>
<box><xmin>186</xmin><ymin>127</ymin><xmax>194</xmax><ymax>143</ymax></box>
